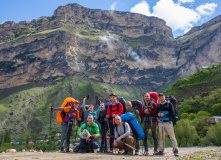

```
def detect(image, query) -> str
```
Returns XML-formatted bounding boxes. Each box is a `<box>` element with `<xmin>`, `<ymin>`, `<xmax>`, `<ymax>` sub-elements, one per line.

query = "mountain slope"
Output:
<box><xmin>165</xmin><ymin>64</ymin><xmax>221</xmax><ymax>116</ymax></box>
<box><xmin>0</xmin><ymin>3</ymin><xmax>221</xmax><ymax>138</ymax></box>
<box><xmin>0</xmin><ymin>3</ymin><xmax>177</xmax><ymax>91</ymax></box>
<box><xmin>0</xmin><ymin>76</ymin><xmax>150</xmax><ymax>138</ymax></box>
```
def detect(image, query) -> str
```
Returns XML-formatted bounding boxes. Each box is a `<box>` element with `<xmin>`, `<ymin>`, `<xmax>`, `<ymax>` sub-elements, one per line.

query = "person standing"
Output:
<box><xmin>49</xmin><ymin>98</ymin><xmax>80</xmax><ymax>152</ymax></box>
<box><xmin>155</xmin><ymin>93</ymin><xmax>179</xmax><ymax>157</ymax></box>
<box><xmin>97</xmin><ymin>102</ymin><xmax>108</xmax><ymax>152</ymax></box>
<box><xmin>139</xmin><ymin>93</ymin><xmax>158</xmax><ymax>155</ymax></box>
<box><xmin>106</xmin><ymin>93</ymin><xmax>124</xmax><ymax>152</ymax></box>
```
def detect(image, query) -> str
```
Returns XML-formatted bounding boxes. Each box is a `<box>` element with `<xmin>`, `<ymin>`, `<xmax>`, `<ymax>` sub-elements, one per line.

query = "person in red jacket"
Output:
<box><xmin>139</xmin><ymin>92</ymin><xmax>158</xmax><ymax>155</ymax></box>
<box><xmin>106</xmin><ymin>93</ymin><xmax>124</xmax><ymax>152</ymax></box>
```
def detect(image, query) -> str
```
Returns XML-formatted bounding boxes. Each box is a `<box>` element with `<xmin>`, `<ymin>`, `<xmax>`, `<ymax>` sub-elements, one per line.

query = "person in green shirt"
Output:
<box><xmin>125</xmin><ymin>101</ymin><xmax>141</xmax><ymax>155</ymax></box>
<box><xmin>77</xmin><ymin>114</ymin><xmax>100</xmax><ymax>153</ymax></box>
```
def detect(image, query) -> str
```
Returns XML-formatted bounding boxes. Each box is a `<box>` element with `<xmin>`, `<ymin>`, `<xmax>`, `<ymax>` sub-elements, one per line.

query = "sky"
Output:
<box><xmin>0</xmin><ymin>0</ymin><xmax>220</xmax><ymax>37</ymax></box>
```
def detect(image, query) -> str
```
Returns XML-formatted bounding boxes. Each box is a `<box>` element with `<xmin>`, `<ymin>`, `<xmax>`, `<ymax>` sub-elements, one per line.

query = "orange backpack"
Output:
<box><xmin>56</xmin><ymin>97</ymin><xmax>76</xmax><ymax>124</ymax></box>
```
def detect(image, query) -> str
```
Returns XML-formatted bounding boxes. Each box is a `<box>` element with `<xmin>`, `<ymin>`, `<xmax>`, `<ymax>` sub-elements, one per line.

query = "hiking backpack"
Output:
<box><xmin>56</xmin><ymin>97</ymin><xmax>76</xmax><ymax>124</ymax></box>
<box><xmin>166</xmin><ymin>96</ymin><xmax>178</xmax><ymax>116</ymax></box>
<box><xmin>117</xmin><ymin>97</ymin><xmax>126</xmax><ymax>114</ymax></box>
<box><xmin>131</xmin><ymin>100</ymin><xmax>142</xmax><ymax>111</ymax></box>
<box><xmin>142</xmin><ymin>92</ymin><xmax>158</xmax><ymax>112</ymax></box>
<box><xmin>166</xmin><ymin>95</ymin><xmax>178</xmax><ymax>125</ymax></box>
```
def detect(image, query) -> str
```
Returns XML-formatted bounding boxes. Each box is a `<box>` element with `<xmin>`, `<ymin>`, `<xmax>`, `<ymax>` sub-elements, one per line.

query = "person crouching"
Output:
<box><xmin>77</xmin><ymin>114</ymin><xmax>100</xmax><ymax>153</ymax></box>
<box><xmin>113</xmin><ymin>116</ymin><xmax>136</xmax><ymax>155</ymax></box>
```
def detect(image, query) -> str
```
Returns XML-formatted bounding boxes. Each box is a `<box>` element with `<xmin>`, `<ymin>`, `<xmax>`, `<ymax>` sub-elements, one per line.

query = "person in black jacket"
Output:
<box><xmin>155</xmin><ymin>93</ymin><xmax>179</xmax><ymax>157</ymax></box>
<box><xmin>97</xmin><ymin>102</ymin><xmax>108</xmax><ymax>152</ymax></box>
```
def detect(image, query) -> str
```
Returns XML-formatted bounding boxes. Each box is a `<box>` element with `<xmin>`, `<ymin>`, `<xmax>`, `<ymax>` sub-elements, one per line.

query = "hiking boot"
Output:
<box><xmin>174</xmin><ymin>150</ymin><xmax>179</xmax><ymax>157</ymax></box>
<box><xmin>155</xmin><ymin>151</ymin><xmax>164</xmax><ymax>156</ymax></box>
<box><xmin>123</xmin><ymin>149</ymin><xmax>128</xmax><ymax>155</ymax></box>
<box><xmin>153</xmin><ymin>151</ymin><xmax>158</xmax><ymax>155</ymax></box>
<box><xmin>60</xmin><ymin>147</ymin><xmax>65</xmax><ymax>153</ymax></box>
<box><xmin>109</xmin><ymin>149</ymin><xmax>113</xmax><ymax>153</ymax></box>
<box><xmin>66</xmin><ymin>148</ymin><xmax>70</xmax><ymax>153</ymax></box>
<box><xmin>144</xmin><ymin>152</ymin><xmax>149</xmax><ymax>156</ymax></box>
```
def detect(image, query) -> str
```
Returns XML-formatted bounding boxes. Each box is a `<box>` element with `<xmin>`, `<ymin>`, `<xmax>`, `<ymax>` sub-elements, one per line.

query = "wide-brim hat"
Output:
<box><xmin>80</xmin><ymin>129</ymin><xmax>91</xmax><ymax>139</ymax></box>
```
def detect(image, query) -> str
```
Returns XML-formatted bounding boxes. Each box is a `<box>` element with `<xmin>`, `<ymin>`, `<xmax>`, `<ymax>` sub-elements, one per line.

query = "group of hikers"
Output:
<box><xmin>49</xmin><ymin>92</ymin><xmax>179</xmax><ymax>156</ymax></box>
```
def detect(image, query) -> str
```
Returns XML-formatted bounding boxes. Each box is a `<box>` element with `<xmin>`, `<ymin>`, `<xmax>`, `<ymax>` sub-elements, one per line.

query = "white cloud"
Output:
<box><xmin>1</xmin><ymin>20</ymin><xmax>7</xmax><ymax>24</ymax></box>
<box><xmin>130</xmin><ymin>0</ymin><xmax>152</xmax><ymax>16</ymax></box>
<box><xmin>110</xmin><ymin>1</ymin><xmax>119</xmax><ymax>11</ymax></box>
<box><xmin>196</xmin><ymin>3</ymin><xmax>217</xmax><ymax>16</ymax></box>
<box><xmin>178</xmin><ymin>0</ymin><xmax>195</xmax><ymax>4</ymax></box>
<box><xmin>152</xmin><ymin>0</ymin><xmax>199</xmax><ymax>31</ymax></box>
<box><xmin>130</xmin><ymin>0</ymin><xmax>217</xmax><ymax>35</ymax></box>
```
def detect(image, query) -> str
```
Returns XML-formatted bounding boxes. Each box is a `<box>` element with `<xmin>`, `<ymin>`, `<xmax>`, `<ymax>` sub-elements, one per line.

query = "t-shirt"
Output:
<box><xmin>114</xmin><ymin>122</ymin><xmax>132</xmax><ymax>141</ymax></box>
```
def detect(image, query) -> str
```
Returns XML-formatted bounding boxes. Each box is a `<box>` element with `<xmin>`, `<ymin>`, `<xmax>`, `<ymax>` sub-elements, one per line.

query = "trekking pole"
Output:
<box><xmin>161</xmin><ymin>115</ymin><xmax>164</xmax><ymax>152</ymax></box>
<box><xmin>111</xmin><ymin>136</ymin><xmax>145</xmax><ymax>155</ymax></box>
<box><xmin>49</xmin><ymin>107</ymin><xmax>53</xmax><ymax>135</ymax></box>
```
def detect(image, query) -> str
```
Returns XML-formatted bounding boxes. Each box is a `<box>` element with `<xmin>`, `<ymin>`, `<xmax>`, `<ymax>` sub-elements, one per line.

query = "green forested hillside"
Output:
<box><xmin>0</xmin><ymin>76</ymin><xmax>149</xmax><ymax>139</ymax></box>
<box><xmin>164</xmin><ymin>64</ymin><xmax>221</xmax><ymax>147</ymax></box>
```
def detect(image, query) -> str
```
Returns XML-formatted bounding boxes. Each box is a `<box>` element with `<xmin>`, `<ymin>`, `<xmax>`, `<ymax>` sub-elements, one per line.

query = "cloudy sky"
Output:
<box><xmin>0</xmin><ymin>0</ymin><xmax>220</xmax><ymax>37</ymax></box>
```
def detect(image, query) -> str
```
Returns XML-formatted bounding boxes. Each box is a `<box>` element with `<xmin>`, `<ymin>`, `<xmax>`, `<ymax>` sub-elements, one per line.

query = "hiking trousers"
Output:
<box><xmin>114</xmin><ymin>136</ymin><xmax>136</xmax><ymax>152</ymax></box>
<box><xmin>80</xmin><ymin>139</ymin><xmax>99</xmax><ymax>150</ymax></box>
<box><xmin>109</xmin><ymin>122</ymin><xmax>115</xmax><ymax>150</ymax></box>
<box><xmin>60</xmin><ymin>124</ymin><xmax>72</xmax><ymax>148</ymax></box>
<box><xmin>143</xmin><ymin>119</ymin><xmax>158</xmax><ymax>152</ymax></box>
<box><xmin>100</xmin><ymin>122</ymin><xmax>107</xmax><ymax>151</ymax></box>
<box><xmin>159</xmin><ymin>121</ymin><xmax>178</xmax><ymax>152</ymax></box>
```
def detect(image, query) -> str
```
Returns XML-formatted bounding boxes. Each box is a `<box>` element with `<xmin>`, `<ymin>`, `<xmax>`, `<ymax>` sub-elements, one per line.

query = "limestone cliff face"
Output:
<box><xmin>0</xmin><ymin>3</ymin><xmax>220</xmax><ymax>90</ymax></box>
<box><xmin>176</xmin><ymin>15</ymin><xmax>221</xmax><ymax>78</ymax></box>
<box><xmin>0</xmin><ymin>3</ymin><xmax>177</xmax><ymax>90</ymax></box>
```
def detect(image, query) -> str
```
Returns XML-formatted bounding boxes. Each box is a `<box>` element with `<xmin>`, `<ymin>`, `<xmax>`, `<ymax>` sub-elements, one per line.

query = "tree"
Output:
<box><xmin>206</xmin><ymin>121</ymin><xmax>221</xmax><ymax>145</ymax></box>
<box><xmin>193</xmin><ymin>111</ymin><xmax>211</xmax><ymax>137</ymax></box>
<box><xmin>26</xmin><ymin>135</ymin><xmax>30</xmax><ymax>145</ymax></box>
<box><xmin>175</xmin><ymin>119</ymin><xmax>199</xmax><ymax>146</ymax></box>
<box><xmin>188</xmin><ymin>113</ymin><xmax>196</xmax><ymax>120</ymax></box>
<box><xmin>212</xmin><ymin>103</ymin><xmax>221</xmax><ymax>116</ymax></box>
<box><xmin>4</xmin><ymin>130</ymin><xmax>11</xmax><ymax>143</ymax></box>
<box><xmin>181</xmin><ymin>113</ymin><xmax>189</xmax><ymax>119</ymax></box>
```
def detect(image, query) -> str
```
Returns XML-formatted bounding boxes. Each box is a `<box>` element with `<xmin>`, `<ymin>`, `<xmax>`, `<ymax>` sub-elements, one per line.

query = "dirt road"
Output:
<box><xmin>1</xmin><ymin>146</ymin><xmax>221</xmax><ymax>160</ymax></box>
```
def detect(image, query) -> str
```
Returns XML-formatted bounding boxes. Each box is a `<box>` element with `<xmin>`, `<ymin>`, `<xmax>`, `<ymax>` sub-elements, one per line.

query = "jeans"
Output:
<box><xmin>80</xmin><ymin>139</ymin><xmax>99</xmax><ymax>150</ymax></box>
<box><xmin>100</xmin><ymin>122</ymin><xmax>107</xmax><ymax>151</ymax></box>
<box><xmin>60</xmin><ymin>124</ymin><xmax>73</xmax><ymax>149</ymax></box>
<box><xmin>109</xmin><ymin>123</ymin><xmax>115</xmax><ymax>150</ymax></box>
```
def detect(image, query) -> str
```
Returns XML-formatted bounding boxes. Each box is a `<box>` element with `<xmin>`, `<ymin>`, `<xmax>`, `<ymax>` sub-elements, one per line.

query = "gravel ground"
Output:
<box><xmin>0</xmin><ymin>146</ymin><xmax>221</xmax><ymax>160</ymax></box>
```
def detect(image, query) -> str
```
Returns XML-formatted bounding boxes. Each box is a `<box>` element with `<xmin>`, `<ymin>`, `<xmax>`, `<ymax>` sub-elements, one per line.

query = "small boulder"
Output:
<box><xmin>6</xmin><ymin>149</ymin><xmax>17</xmax><ymax>153</ymax></box>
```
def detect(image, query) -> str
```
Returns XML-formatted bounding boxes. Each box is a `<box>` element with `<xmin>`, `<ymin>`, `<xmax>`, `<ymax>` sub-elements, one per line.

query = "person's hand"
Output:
<box><xmin>87</xmin><ymin>138</ymin><xmax>92</xmax><ymax>141</ymax></box>
<box><xmin>77</xmin><ymin>118</ymin><xmax>81</xmax><ymax>121</ymax></box>
<box><xmin>106</xmin><ymin>115</ymin><xmax>110</xmax><ymax>119</ymax></box>
<box><xmin>116</xmin><ymin>137</ymin><xmax>121</xmax><ymax>143</ymax></box>
<box><xmin>104</xmin><ymin>118</ymin><xmax>107</xmax><ymax>121</ymax></box>
<box><xmin>49</xmin><ymin>107</ymin><xmax>53</xmax><ymax>110</ymax></box>
<box><xmin>144</xmin><ymin>109</ymin><xmax>150</xmax><ymax>114</ymax></box>
<box><xmin>112</xmin><ymin>113</ymin><xmax>116</xmax><ymax>117</ymax></box>
<box><xmin>89</xmin><ymin>135</ymin><xmax>95</xmax><ymax>140</ymax></box>
<box><xmin>83</xmin><ymin>96</ymin><xmax>87</xmax><ymax>102</ymax></box>
<box><xmin>158</xmin><ymin>113</ymin><xmax>164</xmax><ymax>117</ymax></box>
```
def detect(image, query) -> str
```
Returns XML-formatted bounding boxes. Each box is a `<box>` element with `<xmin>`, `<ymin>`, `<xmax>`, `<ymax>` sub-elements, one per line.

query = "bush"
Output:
<box><xmin>33</xmin><ymin>142</ymin><xmax>57</xmax><ymax>152</ymax></box>
<box><xmin>0</xmin><ymin>143</ymin><xmax>13</xmax><ymax>153</ymax></box>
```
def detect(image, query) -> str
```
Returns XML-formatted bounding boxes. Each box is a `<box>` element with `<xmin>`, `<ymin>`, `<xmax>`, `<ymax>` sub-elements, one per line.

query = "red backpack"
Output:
<box><xmin>148</xmin><ymin>92</ymin><xmax>159</xmax><ymax>105</ymax></box>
